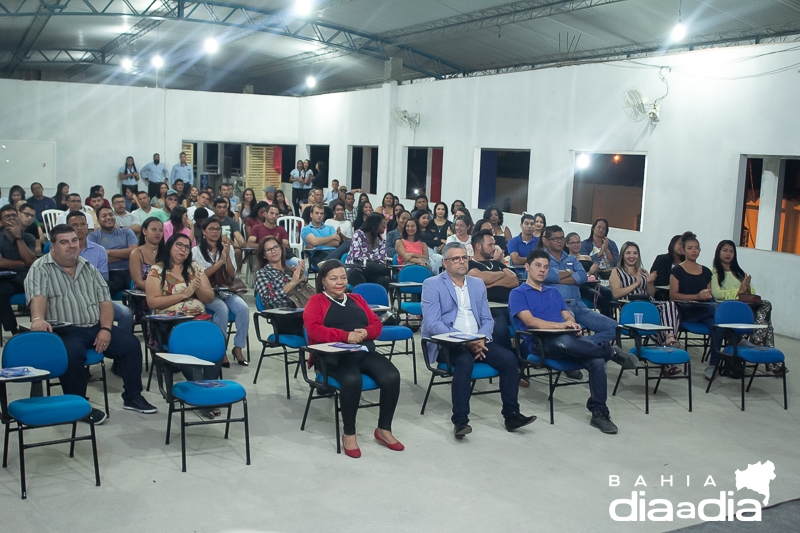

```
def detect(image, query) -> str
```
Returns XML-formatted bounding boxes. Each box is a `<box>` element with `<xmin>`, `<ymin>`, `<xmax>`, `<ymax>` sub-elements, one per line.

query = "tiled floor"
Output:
<box><xmin>0</xmin><ymin>310</ymin><xmax>796</xmax><ymax>533</ymax></box>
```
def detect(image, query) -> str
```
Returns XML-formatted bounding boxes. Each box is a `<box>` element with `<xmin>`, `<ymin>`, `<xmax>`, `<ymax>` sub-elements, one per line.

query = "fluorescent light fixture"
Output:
<box><xmin>151</xmin><ymin>55</ymin><xmax>164</xmax><ymax>68</ymax></box>
<box><xmin>305</xmin><ymin>75</ymin><xmax>317</xmax><ymax>88</ymax></box>
<box><xmin>576</xmin><ymin>153</ymin><xmax>591</xmax><ymax>170</ymax></box>
<box><xmin>295</xmin><ymin>0</ymin><xmax>313</xmax><ymax>16</ymax></box>
<box><xmin>121</xmin><ymin>57</ymin><xmax>133</xmax><ymax>71</ymax></box>
<box><xmin>671</xmin><ymin>23</ymin><xmax>686</xmax><ymax>41</ymax></box>
<box><xmin>204</xmin><ymin>37</ymin><xmax>219</xmax><ymax>54</ymax></box>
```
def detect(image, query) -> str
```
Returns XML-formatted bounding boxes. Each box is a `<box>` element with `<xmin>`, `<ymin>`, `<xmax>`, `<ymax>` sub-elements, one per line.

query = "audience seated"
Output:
<box><xmin>88</xmin><ymin>205</ymin><xmax>137</xmax><ymax>298</ymax></box>
<box><xmin>509</xmin><ymin>249</ymin><xmax>637</xmax><ymax>434</ymax></box>
<box><xmin>273</xmin><ymin>189</ymin><xmax>292</xmax><ymax>216</ymax></box>
<box><xmin>508</xmin><ymin>213</ymin><xmax>541</xmax><ymax>266</ymax></box>
<box><xmin>303</xmin><ymin>260</ymin><xmax>402</xmax><ymax>458</ymax></box>
<box><xmin>0</xmin><ymin>204</ymin><xmax>36</xmax><ymax>336</ymax></box>
<box><xmin>352</xmin><ymin>200</ymin><xmax>373</xmax><ymax>232</ymax></box>
<box><xmin>650</xmin><ymin>234</ymin><xmax>685</xmax><ymax>299</ymax></box>
<box><xmin>110</xmin><ymin>193</ymin><xmax>141</xmax><ymax>235</ymax></box>
<box><xmin>396</xmin><ymin>217</ymin><xmax>431</xmax><ymax>270</ymax></box>
<box><xmin>712</xmin><ymin>240</ymin><xmax>782</xmax><ymax>373</ymax></box>
<box><xmin>669</xmin><ymin>231</ymin><xmax>720</xmax><ymax>380</ymax></box>
<box><xmin>192</xmin><ymin>217</ymin><xmax>250</xmax><ymax>366</ymax></box>
<box><xmin>377</xmin><ymin>192</ymin><xmax>395</xmax><ymax>220</ymax></box>
<box><xmin>163</xmin><ymin>205</ymin><xmax>194</xmax><ymax>246</ymax></box>
<box><xmin>238</xmin><ymin>188</ymin><xmax>257</xmax><ymax>221</ymax></box>
<box><xmin>323</xmin><ymin>179</ymin><xmax>341</xmax><ymax>205</ymax></box>
<box><xmin>473</xmin><ymin>219</ymin><xmax>506</xmax><ymax>261</ymax></box>
<box><xmin>27</xmin><ymin>224</ymin><xmax>157</xmax><ymax>424</ymax></box>
<box><xmin>172</xmin><ymin>179</ymin><xmax>187</xmax><ymax>208</ymax></box>
<box><xmin>302</xmin><ymin>204</ymin><xmax>346</xmax><ymax>266</ymax></box>
<box><xmin>254</xmin><ymin>235</ymin><xmax>307</xmax><ymax>337</ymax></box>
<box><xmin>386</xmin><ymin>210</ymin><xmax>410</xmax><ymax>259</ymax></box>
<box><xmin>17</xmin><ymin>203</ymin><xmax>44</xmax><ymax>255</ymax></box>
<box><xmin>7</xmin><ymin>185</ymin><xmax>26</xmax><ymax>207</ymax></box>
<box><xmin>445</xmin><ymin>215</ymin><xmax>474</xmax><ymax>258</ymax></box>
<box><xmin>430</xmin><ymin>201</ymin><xmax>451</xmax><ymax>254</ymax></box>
<box><xmin>301</xmin><ymin>188</ymin><xmax>333</xmax><ymax>224</ymax></box>
<box><xmin>56</xmin><ymin>194</ymin><xmax>98</xmax><ymax>229</ymax></box>
<box><xmin>133</xmin><ymin>190</ymin><xmax>168</xmax><ymax>225</ymax></box>
<box><xmin>421</xmin><ymin>242</ymin><xmax>535</xmax><ymax>438</ymax></box>
<box><xmin>27</xmin><ymin>182</ymin><xmax>57</xmax><ymax>222</ymax></box>
<box><xmin>450</xmin><ymin>199</ymin><xmax>465</xmax><ymax>217</ymax></box>
<box><xmin>565</xmin><ymin>232</ymin><xmax>592</xmax><ymax>264</ymax></box>
<box><xmin>541</xmin><ymin>225</ymin><xmax>618</xmax><ymax>344</ymax></box>
<box><xmin>85</xmin><ymin>185</ymin><xmax>111</xmax><ymax>208</ymax></box>
<box><xmin>325</xmin><ymin>201</ymin><xmax>354</xmax><ymax>239</ymax></box>
<box><xmin>151</xmin><ymin>183</ymin><xmax>168</xmax><ymax>209</ymax></box>
<box><xmin>187</xmin><ymin>190</ymin><xmax>213</xmax><ymax>221</ymax></box>
<box><xmin>343</xmin><ymin>191</ymin><xmax>358</xmax><ymax>223</ymax></box>
<box><xmin>346</xmin><ymin>213</ymin><xmax>390</xmax><ymax>289</ymax></box>
<box><xmin>53</xmin><ymin>182</ymin><xmax>70</xmax><ymax>211</ymax></box>
<box><xmin>128</xmin><ymin>216</ymin><xmax>163</xmax><ymax>321</ymax></box>
<box><xmin>414</xmin><ymin>210</ymin><xmax>444</xmax><ymax>272</ymax></box>
<box><xmin>579</xmin><ymin>217</ymin><xmax>619</xmax><ymax>276</ymax></box>
<box><xmin>482</xmin><ymin>205</ymin><xmax>511</xmax><ymax>253</ymax></box>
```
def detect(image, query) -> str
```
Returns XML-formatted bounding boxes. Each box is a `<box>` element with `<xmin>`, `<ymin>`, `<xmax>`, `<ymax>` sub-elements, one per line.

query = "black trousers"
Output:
<box><xmin>292</xmin><ymin>188</ymin><xmax>309</xmax><ymax>217</ymax></box>
<box><xmin>346</xmin><ymin>262</ymin><xmax>390</xmax><ymax>290</ymax></box>
<box><xmin>0</xmin><ymin>272</ymin><xmax>26</xmax><ymax>333</ymax></box>
<box><xmin>323</xmin><ymin>349</ymin><xmax>400</xmax><ymax>435</ymax></box>
<box><xmin>148</xmin><ymin>181</ymin><xmax>165</xmax><ymax>200</ymax></box>
<box><xmin>108</xmin><ymin>269</ymin><xmax>132</xmax><ymax>297</ymax></box>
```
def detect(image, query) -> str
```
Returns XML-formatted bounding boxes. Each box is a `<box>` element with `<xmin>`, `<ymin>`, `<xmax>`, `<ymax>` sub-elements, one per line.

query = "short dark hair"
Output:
<box><xmin>137</xmin><ymin>190</ymin><xmax>150</xmax><ymax>198</ymax></box>
<box><xmin>311</xmin><ymin>204</ymin><xmax>326</xmax><ymax>214</ymax></box>
<box><xmin>198</xmin><ymin>190</ymin><xmax>211</xmax><ymax>199</ymax></box>
<box><xmin>96</xmin><ymin>205</ymin><xmax>113</xmax><ymax>217</ymax></box>
<box><xmin>315</xmin><ymin>259</ymin><xmax>345</xmax><ymax>293</ymax></box>
<box><xmin>49</xmin><ymin>224</ymin><xmax>77</xmax><ymax>240</ymax></box>
<box><xmin>111</xmin><ymin>194</ymin><xmax>124</xmax><ymax>202</ymax></box>
<box><xmin>65</xmin><ymin>210</ymin><xmax>86</xmax><ymax>223</ymax></box>
<box><xmin>267</xmin><ymin>204</ymin><xmax>280</xmax><ymax>213</ymax></box>
<box><xmin>520</xmin><ymin>213</ymin><xmax>536</xmax><ymax>224</ymax></box>
<box><xmin>0</xmin><ymin>204</ymin><xmax>16</xmax><ymax>217</ymax></box>
<box><xmin>66</xmin><ymin>193</ymin><xmax>81</xmax><ymax>201</ymax></box>
<box><xmin>174</xmin><ymin>178</ymin><xmax>184</xmax><ymax>185</ymax></box>
<box><xmin>30</xmin><ymin>181</ymin><xmax>42</xmax><ymax>189</ymax></box>
<box><xmin>471</xmin><ymin>229</ymin><xmax>493</xmax><ymax>248</ymax></box>
<box><xmin>213</xmin><ymin>196</ymin><xmax>227</xmax><ymax>207</ymax></box>
<box><xmin>18</xmin><ymin>202</ymin><xmax>35</xmax><ymax>213</ymax></box>
<box><xmin>526</xmin><ymin>248</ymin><xmax>550</xmax><ymax>264</ymax></box>
<box><xmin>90</xmin><ymin>191</ymin><xmax>103</xmax><ymax>199</ymax></box>
<box><xmin>543</xmin><ymin>225</ymin><xmax>564</xmax><ymax>239</ymax></box>
<box><xmin>345</xmin><ymin>192</ymin><xmax>354</xmax><ymax>198</ymax></box>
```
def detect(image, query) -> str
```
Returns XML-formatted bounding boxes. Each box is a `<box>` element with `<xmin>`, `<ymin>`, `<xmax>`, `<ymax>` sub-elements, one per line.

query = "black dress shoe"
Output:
<box><xmin>505</xmin><ymin>412</ymin><xmax>537</xmax><ymax>432</ymax></box>
<box><xmin>453</xmin><ymin>423</ymin><xmax>472</xmax><ymax>439</ymax></box>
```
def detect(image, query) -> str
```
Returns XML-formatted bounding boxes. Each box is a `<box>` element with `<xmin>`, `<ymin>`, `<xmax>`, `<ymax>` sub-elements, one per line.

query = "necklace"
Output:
<box><xmin>324</xmin><ymin>291</ymin><xmax>347</xmax><ymax>306</ymax></box>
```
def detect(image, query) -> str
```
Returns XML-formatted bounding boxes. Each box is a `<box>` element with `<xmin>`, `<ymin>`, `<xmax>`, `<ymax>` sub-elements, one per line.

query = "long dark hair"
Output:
<box><xmin>588</xmin><ymin>217</ymin><xmax>609</xmax><ymax>241</ymax></box>
<box><xmin>353</xmin><ymin>201</ymin><xmax>372</xmax><ymax>231</ymax></box>
<box><xmin>274</xmin><ymin>189</ymin><xmax>290</xmax><ymax>213</ymax></box>
<box><xmin>713</xmin><ymin>240</ymin><xmax>745</xmax><ymax>284</ymax></box>
<box><xmin>433</xmin><ymin>201</ymin><xmax>449</xmax><ymax>220</ymax></box>
<box><xmin>240</xmin><ymin>188</ymin><xmax>257</xmax><ymax>215</ymax></box>
<box><xmin>53</xmin><ymin>182</ymin><xmax>69</xmax><ymax>205</ymax></box>
<box><xmin>89</xmin><ymin>185</ymin><xmax>104</xmax><ymax>198</ymax></box>
<box><xmin>248</xmin><ymin>201</ymin><xmax>269</xmax><ymax>225</ymax></box>
<box><xmin>360</xmin><ymin>212</ymin><xmax>385</xmax><ymax>249</ymax></box>
<box><xmin>137</xmin><ymin>216</ymin><xmax>165</xmax><ymax>258</ymax></box>
<box><xmin>315</xmin><ymin>259</ymin><xmax>344</xmax><ymax>293</ymax></box>
<box><xmin>9</xmin><ymin>185</ymin><xmax>26</xmax><ymax>201</ymax></box>
<box><xmin>450</xmin><ymin>199</ymin><xmax>465</xmax><ymax>216</ymax></box>
<box><xmin>197</xmin><ymin>217</ymin><xmax>222</xmax><ymax>264</ymax></box>
<box><xmin>124</xmin><ymin>156</ymin><xmax>137</xmax><ymax>173</ymax></box>
<box><xmin>169</xmin><ymin>206</ymin><xmax>188</xmax><ymax>233</ymax></box>
<box><xmin>257</xmin><ymin>235</ymin><xmax>286</xmax><ymax>270</ymax></box>
<box><xmin>482</xmin><ymin>204</ymin><xmax>504</xmax><ymax>226</ymax></box>
<box><xmin>667</xmin><ymin>234</ymin><xmax>685</xmax><ymax>263</ymax></box>
<box><xmin>156</xmin><ymin>233</ymin><xmax>195</xmax><ymax>289</ymax></box>
<box><xmin>401</xmin><ymin>217</ymin><xmax>421</xmax><ymax>242</ymax></box>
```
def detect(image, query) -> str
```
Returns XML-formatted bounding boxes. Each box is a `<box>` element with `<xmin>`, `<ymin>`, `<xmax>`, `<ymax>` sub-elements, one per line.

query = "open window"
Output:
<box><xmin>478</xmin><ymin>149</ymin><xmax>530</xmax><ymax>213</ymax></box>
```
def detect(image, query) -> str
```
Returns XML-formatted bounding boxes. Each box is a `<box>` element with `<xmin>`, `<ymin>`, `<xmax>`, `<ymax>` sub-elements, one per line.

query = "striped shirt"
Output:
<box><xmin>24</xmin><ymin>254</ymin><xmax>111</xmax><ymax>327</ymax></box>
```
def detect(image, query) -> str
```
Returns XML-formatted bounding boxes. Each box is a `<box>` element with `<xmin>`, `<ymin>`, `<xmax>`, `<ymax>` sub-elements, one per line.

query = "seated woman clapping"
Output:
<box><xmin>253</xmin><ymin>235</ymin><xmax>307</xmax><ymax>338</ymax></box>
<box><xmin>303</xmin><ymin>260</ymin><xmax>403</xmax><ymax>458</ymax></box>
<box><xmin>610</xmin><ymin>242</ymin><xmax>682</xmax><ymax>373</ymax></box>
<box><xmin>711</xmin><ymin>240</ymin><xmax>783</xmax><ymax>374</ymax></box>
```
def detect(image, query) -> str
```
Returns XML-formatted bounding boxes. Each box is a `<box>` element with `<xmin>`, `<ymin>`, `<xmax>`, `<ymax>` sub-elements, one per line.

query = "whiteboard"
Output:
<box><xmin>0</xmin><ymin>141</ymin><xmax>56</xmax><ymax>189</ymax></box>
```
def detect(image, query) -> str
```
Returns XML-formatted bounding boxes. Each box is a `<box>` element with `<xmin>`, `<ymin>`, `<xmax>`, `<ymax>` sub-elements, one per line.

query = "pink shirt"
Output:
<box><xmin>398</xmin><ymin>239</ymin><xmax>424</xmax><ymax>265</ymax></box>
<box><xmin>163</xmin><ymin>221</ymin><xmax>195</xmax><ymax>246</ymax></box>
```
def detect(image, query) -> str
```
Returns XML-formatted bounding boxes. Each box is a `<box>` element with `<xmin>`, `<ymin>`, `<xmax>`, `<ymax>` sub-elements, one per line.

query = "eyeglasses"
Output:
<box><xmin>1</xmin><ymin>213</ymin><xmax>18</xmax><ymax>220</ymax></box>
<box><xmin>174</xmin><ymin>242</ymin><xmax>190</xmax><ymax>251</ymax></box>
<box><xmin>549</xmin><ymin>236</ymin><xmax>565</xmax><ymax>242</ymax></box>
<box><xmin>264</xmin><ymin>245</ymin><xmax>281</xmax><ymax>254</ymax></box>
<box><xmin>444</xmin><ymin>256</ymin><xmax>469</xmax><ymax>263</ymax></box>
<box><xmin>205</xmin><ymin>227</ymin><xmax>221</xmax><ymax>232</ymax></box>
<box><xmin>567</xmin><ymin>241</ymin><xmax>581</xmax><ymax>246</ymax></box>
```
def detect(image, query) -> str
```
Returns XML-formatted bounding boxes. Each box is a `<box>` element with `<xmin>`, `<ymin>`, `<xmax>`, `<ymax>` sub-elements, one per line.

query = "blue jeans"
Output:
<box><xmin>490</xmin><ymin>307</ymin><xmax>513</xmax><ymax>351</ymax></box>
<box><xmin>678</xmin><ymin>303</ymin><xmax>721</xmax><ymax>365</ymax></box>
<box><xmin>205</xmin><ymin>298</ymin><xmax>231</xmax><ymax>345</ymax></box>
<box><xmin>568</xmin><ymin>301</ymin><xmax>617</xmax><ymax>344</ymax></box>
<box><xmin>438</xmin><ymin>342</ymin><xmax>520</xmax><ymax>425</ymax></box>
<box><xmin>538</xmin><ymin>333</ymin><xmax>613</xmax><ymax>413</ymax></box>
<box><xmin>221</xmin><ymin>294</ymin><xmax>249</xmax><ymax>349</ymax></box>
<box><xmin>113</xmin><ymin>302</ymin><xmax>134</xmax><ymax>334</ymax></box>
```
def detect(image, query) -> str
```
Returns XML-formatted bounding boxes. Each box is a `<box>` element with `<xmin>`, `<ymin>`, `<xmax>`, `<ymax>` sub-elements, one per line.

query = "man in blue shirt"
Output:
<box><xmin>88</xmin><ymin>205</ymin><xmax>137</xmax><ymax>296</ymax></box>
<box><xmin>140</xmin><ymin>153</ymin><xmax>169</xmax><ymax>199</ymax></box>
<box><xmin>541</xmin><ymin>225</ymin><xmax>617</xmax><ymax>344</ymax></box>
<box><xmin>67</xmin><ymin>211</ymin><xmax>134</xmax><ymax>334</ymax></box>
<box><xmin>27</xmin><ymin>182</ymin><xmax>57</xmax><ymax>222</ymax></box>
<box><xmin>301</xmin><ymin>204</ymin><xmax>343</xmax><ymax>265</ymax></box>
<box><xmin>509</xmin><ymin>248</ymin><xmax>637</xmax><ymax>434</ymax></box>
<box><xmin>170</xmin><ymin>151</ymin><xmax>193</xmax><ymax>186</ymax></box>
<box><xmin>507</xmin><ymin>213</ymin><xmax>539</xmax><ymax>266</ymax></box>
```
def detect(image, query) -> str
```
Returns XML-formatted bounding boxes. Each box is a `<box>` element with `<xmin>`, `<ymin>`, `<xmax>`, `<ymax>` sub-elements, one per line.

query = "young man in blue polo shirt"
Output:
<box><xmin>507</xmin><ymin>213</ymin><xmax>539</xmax><ymax>266</ymax></box>
<box><xmin>509</xmin><ymin>248</ymin><xmax>638</xmax><ymax>434</ymax></box>
<box><xmin>301</xmin><ymin>204</ymin><xmax>344</xmax><ymax>265</ymax></box>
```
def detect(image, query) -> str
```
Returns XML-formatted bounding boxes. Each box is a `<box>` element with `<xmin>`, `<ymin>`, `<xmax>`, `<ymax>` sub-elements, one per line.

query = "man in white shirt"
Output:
<box><xmin>56</xmin><ymin>194</ymin><xmax>97</xmax><ymax>230</ymax></box>
<box><xmin>324</xmin><ymin>201</ymin><xmax>353</xmax><ymax>239</ymax></box>
<box><xmin>187</xmin><ymin>190</ymin><xmax>213</xmax><ymax>222</ymax></box>
<box><xmin>111</xmin><ymin>194</ymin><xmax>141</xmax><ymax>236</ymax></box>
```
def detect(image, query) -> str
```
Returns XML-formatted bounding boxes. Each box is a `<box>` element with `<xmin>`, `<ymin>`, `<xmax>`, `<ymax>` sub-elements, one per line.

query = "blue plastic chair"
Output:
<box><xmin>706</xmin><ymin>301</ymin><xmax>787</xmax><ymax>410</ymax></box>
<box><xmin>0</xmin><ymin>293</ymin><xmax>29</xmax><ymax>347</ymax></box>
<box><xmin>154</xmin><ymin>321</ymin><xmax>250</xmax><ymax>472</ymax></box>
<box><xmin>1</xmin><ymin>332</ymin><xmax>100</xmax><ymax>499</ymax></box>
<box><xmin>298</xmin><ymin>329</ymin><xmax>382</xmax><ymax>454</ymax></box>
<box><xmin>252</xmin><ymin>297</ymin><xmax>305</xmax><ymax>398</ymax></box>
<box><xmin>396</xmin><ymin>265</ymin><xmax>431</xmax><ymax>325</ymax></box>
<box><xmin>512</xmin><ymin>322</ymin><xmax>588</xmax><ymax>424</ymax></box>
<box><xmin>419</xmin><ymin>337</ymin><xmax>501</xmax><ymax>416</ymax></box>
<box><xmin>352</xmin><ymin>283</ymin><xmax>418</xmax><ymax>383</ymax></box>
<box><xmin>678</xmin><ymin>304</ymin><xmax>713</xmax><ymax>360</ymax></box>
<box><xmin>612</xmin><ymin>302</ymin><xmax>692</xmax><ymax>414</ymax></box>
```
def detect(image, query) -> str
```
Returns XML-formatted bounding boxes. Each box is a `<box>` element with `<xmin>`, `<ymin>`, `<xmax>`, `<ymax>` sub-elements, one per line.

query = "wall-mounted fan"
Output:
<box><xmin>392</xmin><ymin>107</ymin><xmax>420</xmax><ymax>133</ymax></box>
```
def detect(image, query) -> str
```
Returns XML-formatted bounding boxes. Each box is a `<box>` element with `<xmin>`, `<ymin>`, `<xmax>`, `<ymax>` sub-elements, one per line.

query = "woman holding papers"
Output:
<box><xmin>303</xmin><ymin>260</ymin><xmax>403</xmax><ymax>458</ymax></box>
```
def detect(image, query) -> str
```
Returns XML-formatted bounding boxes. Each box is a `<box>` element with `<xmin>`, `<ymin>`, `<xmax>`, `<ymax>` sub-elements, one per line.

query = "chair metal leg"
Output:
<box><xmin>745</xmin><ymin>364</ymin><xmax>758</xmax><ymax>393</ymax></box>
<box><xmin>18</xmin><ymin>424</ymin><xmax>27</xmax><ymax>499</ymax></box>
<box><xmin>300</xmin><ymin>388</ymin><xmax>314</xmax><ymax>430</ymax></box>
<box><xmin>420</xmin><ymin>373</ymin><xmax>435</xmax><ymax>415</ymax></box>
<box><xmin>704</xmin><ymin>364</ymin><xmax>719</xmax><ymax>393</ymax></box>
<box><xmin>782</xmin><ymin>371</ymin><xmax>788</xmax><ymax>410</ymax></box>
<box><xmin>687</xmin><ymin>362</ymin><xmax>693</xmax><ymax>412</ymax></box>
<box><xmin>243</xmin><ymin>398</ymin><xmax>251</xmax><ymax>465</ymax></box>
<box><xmin>165</xmin><ymin>402</ymin><xmax>174</xmax><ymax>445</ymax></box>
<box><xmin>653</xmin><ymin>367</ymin><xmax>663</xmax><ymax>395</ymax></box>
<box><xmin>410</xmin><ymin>339</ymin><xmax>417</xmax><ymax>385</ymax></box>
<box><xmin>100</xmin><ymin>361</ymin><xmax>109</xmax><ymax>418</ymax></box>
<box><xmin>548</xmin><ymin>371</ymin><xmax>555</xmax><ymax>424</ymax></box>
<box><xmin>2</xmin><ymin>423</ymin><xmax>9</xmax><ymax>468</ymax></box>
<box><xmin>252</xmin><ymin>347</ymin><xmax>266</xmax><ymax>385</ymax></box>
<box><xmin>88</xmin><ymin>422</ymin><xmax>101</xmax><ymax>487</ymax></box>
<box><xmin>283</xmin><ymin>347</ymin><xmax>291</xmax><ymax>399</ymax></box>
<box><xmin>612</xmin><ymin>367</ymin><xmax>624</xmax><ymax>396</ymax></box>
<box><xmin>644</xmin><ymin>365</ymin><xmax>650</xmax><ymax>415</ymax></box>
<box><xmin>334</xmin><ymin>392</ymin><xmax>341</xmax><ymax>454</ymax></box>
<box><xmin>69</xmin><ymin>422</ymin><xmax>77</xmax><ymax>457</ymax></box>
<box><xmin>180</xmin><ymin>402</ymin><xmax>187</xmax><ymax>473</ymax></box>
<box><xmin>146</xmin><ymin>354</ymin><xmax>155</xmax><ymax>391</ymax></box>
<box><xmin>224</xmin><ymin>405</ymin><xmax>233</xmax><ymax>439</ymax></box>
<box><xmin>741</xmin><ymin>372</ymin><xmax>746</xmax><ymax>412</ymax></box>
<box><xmin>246</xmin><ymin>334</ymin><xmax>250</xmax><ymax>362</ymax></box>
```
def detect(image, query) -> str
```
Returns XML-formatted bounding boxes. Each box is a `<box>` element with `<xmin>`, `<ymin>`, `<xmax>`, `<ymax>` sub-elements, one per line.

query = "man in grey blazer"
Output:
<box><xmin>421</xmin><ymin>242</ymin><xmax>535</xmax><ymax>438</ymax></box>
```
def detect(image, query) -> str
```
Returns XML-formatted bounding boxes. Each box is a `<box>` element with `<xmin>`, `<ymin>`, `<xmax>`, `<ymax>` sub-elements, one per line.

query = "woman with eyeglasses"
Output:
<box><xmin>192</xmin><ymin>217</ymin><xmax>250</xmax><ymax>367</ymax></box>
<box><xmin>146</xmin><ymin>233</ymin><xmax>222</xmax><ymax>417</ymax></box>
<box><xmin>254</xmin><ymin>235</ymin><xmax>307</xmax><ymax>337</ymax></box>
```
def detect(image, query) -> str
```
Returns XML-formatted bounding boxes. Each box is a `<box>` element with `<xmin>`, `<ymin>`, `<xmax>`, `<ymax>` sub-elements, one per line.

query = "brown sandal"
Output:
<box><xmin>661</xmin><ymin>365</ymin><xmax>682</xmax><ymax>377</ymax></box>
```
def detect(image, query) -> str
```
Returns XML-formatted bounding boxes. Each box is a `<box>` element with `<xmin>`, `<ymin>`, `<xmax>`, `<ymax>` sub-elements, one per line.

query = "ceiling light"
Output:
<box><xmin>204</xmin><ymin>37</ymin><xmax>219</xmax><ymax>54</ymax></box>
<box><xmin>121</xmin><ymin>57</ymin><xmax>133</xmax><ymax>71</ymax></box>
<box><xmin>305</xmin><ymin>75</ymin><xmax>317</xmax><ymax>88</ymax></box>
<box><xmin>295</xmin><ymin>0</ymin><xmax>313</xmax><ymax>16</ymax></box>
<box><xmin>613</xmin><ymin>154</ymin><xmax>621</xmax><ymax>163</ymax></box>
<box><xmin>151</xmin><ymin>55</ymin><xmax>164</xmax><ymax>68</ymax></box>
<box><xmin>671</xmin><ymin>22</ymin><xmax>686</xmax><ymax>41</ymax></box>
<box><xmin>576</xmin><ymin>153</ymin><xmax>591</xmax><ymax>170</ymax></box>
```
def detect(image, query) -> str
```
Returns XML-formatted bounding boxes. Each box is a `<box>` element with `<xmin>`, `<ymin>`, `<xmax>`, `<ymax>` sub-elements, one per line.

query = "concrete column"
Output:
<box><xmin>755</xmin><ymin>156</ymin><xmax>780</xmax><ymax>250</ymax></box>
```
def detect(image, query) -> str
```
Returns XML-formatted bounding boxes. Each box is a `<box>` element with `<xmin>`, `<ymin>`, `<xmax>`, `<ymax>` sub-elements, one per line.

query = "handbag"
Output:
<box><xmin>211</xmin><ymin>266</ymin><xmax>248</xmax><ymax>295</ymax></box>
<box><xmin>738</xmin><ymin>293</ymin><xmax>762</xmax><ymax>304</ymax></box>
<box><xmin>287</xmin><ymin>279</ymin><xmax>316</xmax><ymax>308</ymax></box>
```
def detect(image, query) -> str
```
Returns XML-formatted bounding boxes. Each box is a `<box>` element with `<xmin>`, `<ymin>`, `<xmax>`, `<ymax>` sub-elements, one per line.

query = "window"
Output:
<box><xmin>406</xmin><ymin>147</ymin><xmax>443</xmax><ymax>201</ymax></box>
<box><xmin>350</xmin><ymin>146</ymin><xmax>378</xmax><ymax>194</ymax></box>
<box><xmin>570</xmin><ymin>152</ymin><xmax>645</xmax><ymax>231</ymax></box>
<box><xmin>478</xmin><ymin>149</ymin><xmax>530</xmax><ymax>213</ymax></box>
<box><xmin>309</xmin><ymin>145</ymin><xmax>330</xmax><ymax>187</ymax></box>
<box><xmin>279</xmin><ymin>145</ymin><xmax>297</xmax><ymax>184</ymax></box>
<box><xmin>736</xmin><ymin>156</ymin><xmax>800</xmax><ymax>254</ymax></box>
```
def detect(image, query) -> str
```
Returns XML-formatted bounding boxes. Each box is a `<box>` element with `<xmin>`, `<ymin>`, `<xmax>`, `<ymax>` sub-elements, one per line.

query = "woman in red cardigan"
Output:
<box><xmin>304</xmin><ymin>260</ymin><xmax>403</xmax><ymax>458</ymax></box>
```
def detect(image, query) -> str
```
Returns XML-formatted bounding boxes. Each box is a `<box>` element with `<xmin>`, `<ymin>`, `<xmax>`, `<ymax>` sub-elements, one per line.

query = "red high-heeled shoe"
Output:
<box><xmin>342</xmin><ymin>437</ymin><xmax>361</xmax><ymax>458</ymax></box>
<box><xmin>374</xmin><ymin>429</ymin><xmax>404</xmax><ymax>451</ymax></box>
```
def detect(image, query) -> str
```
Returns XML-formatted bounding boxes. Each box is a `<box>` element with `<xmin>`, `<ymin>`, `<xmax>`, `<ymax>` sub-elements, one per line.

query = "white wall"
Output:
<box><xmin>2</xmin><ymin>41</ymin><xmax>799</xmax><ymax>336</ymax></box>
